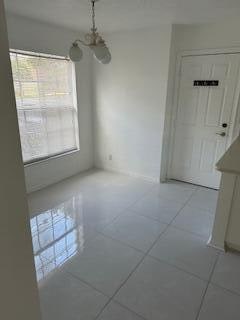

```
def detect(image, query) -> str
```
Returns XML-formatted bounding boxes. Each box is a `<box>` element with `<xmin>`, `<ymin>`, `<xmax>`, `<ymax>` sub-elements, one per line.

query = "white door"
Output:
<box><xmin>170</xmin><ymin>54</ymin><xmax>240</xmax><ymax>189</ymax></box>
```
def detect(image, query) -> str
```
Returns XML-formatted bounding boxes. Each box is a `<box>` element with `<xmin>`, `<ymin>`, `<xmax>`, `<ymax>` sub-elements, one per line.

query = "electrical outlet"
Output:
<box><xmin>109</xmin><ymin>154</ymin><xmax>112</xmax><ymax>161</ymax></box>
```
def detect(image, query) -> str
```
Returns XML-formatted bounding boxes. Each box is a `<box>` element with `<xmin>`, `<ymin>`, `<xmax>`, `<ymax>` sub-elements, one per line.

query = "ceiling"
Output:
<box><xmin>4</xmin><ymin>0</ymin><xmax>240</xmax><ymax>33</ymax></box>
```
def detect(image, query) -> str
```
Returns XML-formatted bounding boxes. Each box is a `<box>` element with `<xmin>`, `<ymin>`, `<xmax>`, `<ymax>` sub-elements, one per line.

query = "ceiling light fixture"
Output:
<box><xmin>69</xmin><ymin>0</ymin><xmax>111</xmax><ymax>64</ymax></box>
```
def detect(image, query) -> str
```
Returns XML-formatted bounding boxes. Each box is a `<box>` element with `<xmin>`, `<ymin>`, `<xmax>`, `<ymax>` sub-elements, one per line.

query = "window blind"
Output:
<box><xmin>10</xmin><ymin>50</ymin><xmax>79</xmax><ymax>164</ymax></box>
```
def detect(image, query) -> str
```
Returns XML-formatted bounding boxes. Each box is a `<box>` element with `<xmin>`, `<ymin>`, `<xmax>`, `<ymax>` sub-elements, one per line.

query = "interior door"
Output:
<box><xmin>170</xmin><ymin>54</ymin><xmax>240</xmax><ymax>189</ymax></box>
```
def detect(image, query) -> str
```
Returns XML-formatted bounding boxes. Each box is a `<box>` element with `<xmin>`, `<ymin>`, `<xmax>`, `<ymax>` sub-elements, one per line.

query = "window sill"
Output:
<box><xmin>24</xmin><ymin>149</ymin><xmax>80</xmax><ymax>168</ymax></box>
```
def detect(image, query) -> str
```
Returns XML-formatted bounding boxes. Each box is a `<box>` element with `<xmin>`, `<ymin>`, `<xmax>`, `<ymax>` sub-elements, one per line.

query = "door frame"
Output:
<box><xmin>163</xmin><ymin>47</ymin><xmax>240</xmax><ymax>186</ymax></box>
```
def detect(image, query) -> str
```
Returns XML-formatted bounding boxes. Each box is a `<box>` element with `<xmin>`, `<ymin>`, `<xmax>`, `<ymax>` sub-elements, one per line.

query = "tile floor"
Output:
<box><xmin>28</xmin><ymin>170</ymin><xmax>240</xmax><ymax>320</ymax></box>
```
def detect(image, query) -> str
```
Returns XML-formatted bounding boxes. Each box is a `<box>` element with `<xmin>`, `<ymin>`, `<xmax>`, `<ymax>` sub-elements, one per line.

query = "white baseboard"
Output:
<box><xmin>26</xmin><ymin>167</ymin><xmax>96</xmax><ymax>193</ymax></box>
<box><xmin>207</xmin><ymin>236</ymin><xmax>226</xmax><ymax>252</ymax></box>
<box><xmin>95</xmin><ymin>164</ymin><xmax>160</xmax><ymax>183</ymax></box>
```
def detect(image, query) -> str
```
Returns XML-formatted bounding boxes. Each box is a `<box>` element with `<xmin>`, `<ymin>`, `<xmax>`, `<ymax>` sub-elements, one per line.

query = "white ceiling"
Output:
<box><xmin>4</xmin><ymin>0</ymin><xmax>240</xmax><ymax>33</ymax></box>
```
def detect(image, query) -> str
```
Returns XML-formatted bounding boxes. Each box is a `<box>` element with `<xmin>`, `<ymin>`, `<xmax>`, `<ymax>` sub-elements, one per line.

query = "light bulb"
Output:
<box><xmin>69</xmin><ymin>43</ymin><xmax>83</xmax><ymax>62</ymax></box>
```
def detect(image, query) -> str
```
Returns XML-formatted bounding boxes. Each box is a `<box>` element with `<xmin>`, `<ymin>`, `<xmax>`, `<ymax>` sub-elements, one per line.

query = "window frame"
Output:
<box><xmin>10</xmin><ymin>49</ymin><xmax>80</xmax><ymax>166</ymax></box>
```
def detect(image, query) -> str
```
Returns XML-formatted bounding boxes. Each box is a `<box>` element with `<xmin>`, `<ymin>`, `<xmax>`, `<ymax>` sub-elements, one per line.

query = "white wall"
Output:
<box><xmin>173</xmin><ymin>19</ymin><xmax>240</xmax><ymax>52</ymax></box>
<box><xmin>93</xmin><ymin>26</ymin><xmax>172</xmax><ymax>181</ymax></box>
<box><xmin>8</xmin><ymin>15</ymin><xmax>240</xmax><ymax>188</ymax></box>
<box><xmin>0</xmin><ymin>2</ymin><xmax>41</xmax><ymax>319</ymax></box>
<box><xmin>6</xmin><ymin>14</ymin><xmax>94</xmax><ymax>192</ymax></box>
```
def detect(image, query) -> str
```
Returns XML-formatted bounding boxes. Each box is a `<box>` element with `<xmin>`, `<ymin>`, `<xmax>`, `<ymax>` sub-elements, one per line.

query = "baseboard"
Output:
<box><xmin>26</xmin><ymin>166</ymin><xmax>96</xmax><ymax>193</ymax></box>
<box><xmin>207</xmin><ymin>236</ymin><xmax>226</xmax><ymax>252</ymax></box>
<box><xmin>27</xmin><ymin>164</ymin><xmax>160</xmax><ymax>194</ymax></box>
<box><xmin>94</xmin><ymin>165</ymin><xmax>160</xmax><ymax>183</ymax></box>
<box><xmin>225</xmin><ymin>242</ymin><xmax>240</xmax><ymax>254</ymax></box>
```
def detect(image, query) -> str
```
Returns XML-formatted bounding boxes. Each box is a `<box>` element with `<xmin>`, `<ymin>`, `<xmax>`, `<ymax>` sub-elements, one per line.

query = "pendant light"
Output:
<box><xmin>69</xmin><ymin>0</ymin><xmax>111</xmax><ymax>64</ymax></box>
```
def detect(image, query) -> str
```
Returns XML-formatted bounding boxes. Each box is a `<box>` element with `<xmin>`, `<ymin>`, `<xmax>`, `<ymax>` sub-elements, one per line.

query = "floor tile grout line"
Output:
<box><xmin>94</xmin><ymin>192</ymin><xmax>200</xmax><ymax>320</ymax></box>
<box><xmin>70</xmin><ymin>219</ymin><xmax>215</xmax><ymax>285</ymax></box>
<box><xmin>92</xmin><ymin>297</ymin><xmax>113</xmax><ymax>319</ymax></box>
<box><xmin>35</xmin><ymin>227</ymin><xmax>101</xmax><ymax>265</ymax></box>
<box><xmin>96</xmin><ymin>204</ymin><xmax>163</xmax><ymax>235</ymax></box>
<box><xmin>97</xmin><ymin>182</ymin><xmax>161</xmax><ymax>231</ymax></box>
<box><xmin>65</xmin><ymin>259</ymin><xmax>148</xmax><ymax>320</ymax></box>
<box><xmin>159</xmin><ymin>186</ymin><xmax>215</xmax><ymax>241</ymax></box>
<box><xmin>186</xmin><ymin>203</ymin><xmax>217</xmax><ymax>216</ymax></box>
<box><xmin>39</xmin><ymin>202</ymin><xmax>212</xmax><ymax>270</ymax></box>
<box><xmin>35</xmin><ymin>182</ymin><xmax>158</xmax><ymax>269</ymax></box>
<box><xmin>38</xmin><ymin>256</ymin><xmax>112</xmax><ymax>299</ymax></box>
<box><xmin>38</xmin><ymin>207</ymin><xmax>167</xmax><ymax>286</ymax></box>
<box><xmin>39</xmin><ymin>229</ymin><xmax>222</xmax><ymax>320</ymax></box>
<box><xmin>166</xmin><ymin>224</ymin><xmax>213</xmax><ymax>241</ymax></box>
<box><xmin>95</xmin><ymin>182</ymin><xmax>171</xmax><ymax>231</ymax></box>
<box><xmin>64</xmin><ymin>269</ymin><xmax>112</xmax><ymax>298</ymax></box>
<box><xmin>183</xmin><ymin>184</ymin><xmax>218</xmax><ymax>215</ymax></box>
<box><xmin>168</xmin><ymin>186</ymin><xmax>199</xmax><ymax>223</ymax></box>
<box><xmin>130</xmin><ymin>185</ymin><xmax>221</xmax><ymax>319</ymax></box>
<box><xmin>124</xmin><ymin>183</ymin><xmax>160</xmax><ymax>209</ymax></box>
<box><xmin>34</xmin><ymin>180</ymin><xmax>202</xmax><ymax>267</ymax></box>
<box><xmin>124</xmin><ymin>179</ymin><xmax>197</xmax><ymax>216</ymax></box>
<box><xmin>92</xmin><ymin>181</ymin><xmax>217</xmax><ymax>317</ymax></box>
<box><xmin>65</xmin><ymin>222</ymin><xmax>206</xmax><ymax>291</ymax></box>
<box><xmin>151</xmin><ymin>186</ymin><xmax>201</xmax><ymax>240</ymax></box>
<box><xmin>113</xmin><ymin>300</ymin><xmax>148</xmax><ymax>320</ymax></box>
<box><xmin>144</xmin><ymin>186</ymin><xmax>221</xmax><ymax>282</ymax></box>
<box><xmin>127</xmin><ymin>185</ymin><xmax>197</xmax><ymax>232</ymax></box>
<box><xmin>152</xmin><ymin>179</ymin><xmax>199</xmax><ymax>202</ymax></box>
<box><xmin>97</xmin><ymin>215</ymin><xmax>170</xmax><ymax>253</ymax></box>
<box><xmin>147</xmin><ymin>254</ymin><xmax>215</xmax><ymax>283</ymax></box>
<box><xmin>93</xmin><ymin>254</ymin><xmax>147</xmax><ymax>320</ymax></box>
<box><xmin>179</xmin><ymin>186</ymin><xmax>199</xmax><ymax>207</ymax></box>
<box><xmin>209</xmin><ymin>281</ymin><xmax>240</xmax><ymax>298</ymax></box>
<box><xmin>34</xmin><ymin>175</ymin><xmax>220</xmax><ymax>320</ymax></box>
<box><xmin>195</xmin><ymin>252</ymin><xmax>220</xmax><ymax>320</ymax></box>
<box><xmin>127</xmin><ymin>210</ymin><xmax>176</xmax><ymax>225</ymax></box>
<box><xmin>95</xmin><ymin>180</ymin><xmax>207</xmax><ymax>239</ymax></box>
<box><xmin>62</xmin><ymin>217</ymin><xmax>171</xmax><ymax>307</ymax></box>
<box><xmin>96</xmin><ymin>231</ymin><xmax>151</xmax><ymax>254</ymax></box>
<box><xmin>38</xmin><ymin>230</ymin><xmax>220</xmax><ymax>316</ymax></box>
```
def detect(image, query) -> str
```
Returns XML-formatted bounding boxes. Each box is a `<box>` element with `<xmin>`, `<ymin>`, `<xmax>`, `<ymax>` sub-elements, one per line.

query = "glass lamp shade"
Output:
<box><xmin>69</xmin><ymin>43</ymin><xmax>83</xmax><ymax>62</ymax></box>
<box><xmin>100</xmin><ymin>50</ymin><xmax>111</xmax><ymax>64</ymax></box>
<box><xmin>91</xmin><ymin>44</ymin><xmax>110</xmax><ymax>63</ymax></box>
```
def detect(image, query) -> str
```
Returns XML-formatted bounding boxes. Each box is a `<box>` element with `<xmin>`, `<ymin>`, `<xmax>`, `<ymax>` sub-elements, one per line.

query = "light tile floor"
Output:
<box><xmin>28</xmin><ymin>170</ymin><xmax>240</xmax><ymax>320</ymax></box>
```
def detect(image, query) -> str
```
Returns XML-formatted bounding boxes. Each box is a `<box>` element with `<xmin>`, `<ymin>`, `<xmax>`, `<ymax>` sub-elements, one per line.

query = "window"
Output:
<box><xmin>10</xmin><ymin>50</ymin><xmax>79</xmax><ymax>164</ymax></box>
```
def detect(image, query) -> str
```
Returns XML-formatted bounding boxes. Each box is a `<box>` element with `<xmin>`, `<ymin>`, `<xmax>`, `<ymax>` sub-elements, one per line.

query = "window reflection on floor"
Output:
<box><xmin>30</xmin><ymin>196</ymin><xmax>84</xmax><ymax>282</ymax></box>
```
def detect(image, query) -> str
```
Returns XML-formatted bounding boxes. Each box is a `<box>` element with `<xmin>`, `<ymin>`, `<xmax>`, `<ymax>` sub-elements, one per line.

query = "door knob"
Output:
<box><xmin>216</xmin><ymin>132</ymin><xmax>226</xmax><ymax>137</ymax></box>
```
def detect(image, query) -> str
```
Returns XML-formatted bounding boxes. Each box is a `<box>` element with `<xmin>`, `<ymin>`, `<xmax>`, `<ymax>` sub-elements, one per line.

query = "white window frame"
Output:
<box><xmin>10</xmin><ymin>49</ymin><xmax>80</xmax><ymax>166</ymax></box>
